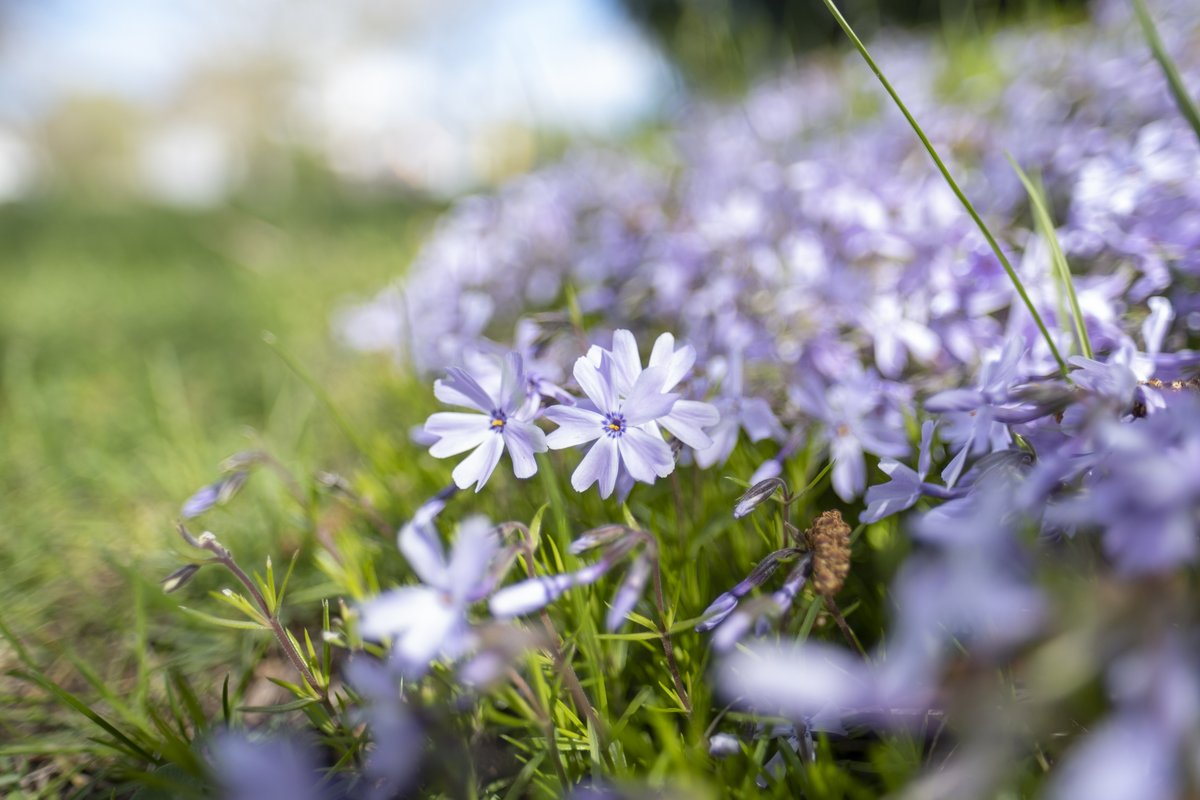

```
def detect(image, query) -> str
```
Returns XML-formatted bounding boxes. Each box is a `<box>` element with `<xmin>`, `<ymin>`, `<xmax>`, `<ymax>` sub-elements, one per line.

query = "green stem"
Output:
<box><xmin>819</xmin><ymin>0</ymin><xmax>1067</xmax><ymax>377</ymax></box>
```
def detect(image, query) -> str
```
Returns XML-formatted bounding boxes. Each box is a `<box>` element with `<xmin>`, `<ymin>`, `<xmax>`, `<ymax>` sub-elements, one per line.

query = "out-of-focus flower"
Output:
<box><xmin>343</xmin><ymin>658</ymin><xmax>422</xmax><ymax>800</ymax></box>
<box><xmin>695</xmin><ymin>351</ymin><xmax>785</xmax><ymax>469</ymax></box>
<box><xmin>424</xmin><ymin>353</ymin><xmax>548</xmax><ymax>492</ymax></box>
<box><xmin>209</xmin><ymin>732</ymin><xmax>331</xmax><ymax>800</ymax></box>
<box><xmin>490</xmin><ymin>525</ymin><xmax>654</xmax><ymax>632</ymax></box>
<box><xmin>359</xmin><ymin>515</ymin><xmax>499</xmax><ymax>677</ymax></box>
<box><xmin>181</xmin><ymin>470</ymin><xmax>250</xmax><ymax>518</ymax></box>
<box><xmin>792</xmin><ymin>368</ymin><xmax>909</xmax><ymax>502</ymax></box>
<box><xmin>717</xmin><ymin>639</ymin><xmax>874</xmax><ymax>722</ymax></box>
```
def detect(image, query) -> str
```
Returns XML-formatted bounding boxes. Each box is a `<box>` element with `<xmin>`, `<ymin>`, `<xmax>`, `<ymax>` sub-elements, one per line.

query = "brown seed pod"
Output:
<box><xmin>806</xmin><ymin>509</ymin><xmax>851</xmax><ymax>599</ymax></box>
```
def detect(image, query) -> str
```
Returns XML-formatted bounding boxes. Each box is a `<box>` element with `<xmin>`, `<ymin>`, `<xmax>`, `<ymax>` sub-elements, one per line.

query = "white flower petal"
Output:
<box><xmin>398</xmin><ymin>519</ymin><xmax>449</xmax><ymax>589</ymax></box>
<box><xmin>503</xmin><ymin>419</ymin><xmax>545</xmax><ymax>479</ymax></box>
<box><xmin>660</xmin><ymin>400</ymin><xmax>719</xmax><ymax>450</ymax></box>
<box><xmin>452</xmin><ymin>434</ymin><xmax>505</xmax><ymax>492</ymax></box>
<box><xmin>426</xmin><ymin>412</ymin><xmax>492</xmax><ymax>458</ymax></box>
<box><xmin>619</xmin><ymin>426</ymin><xmax>675</xmax><ymax>482</ymax></box>
<box><xmin>545</xmin><ymin>405</ymin><xmax>605</xmax><ymax>448</ymax></box>
<box><xmin>446</xmin><ymin>516</ymin><xmax>499</xmax><ymax>602</ymax></box>
<box><xmin>573</xmin><ymin>355</ymin><xmax>617</xmax><ymax>413</ymax></box>
<box><xmin>610</xmin><ymin>329</ymin><xmax>643</xmax><ymax>394</ymax></box>
<box><xmin>573</xmin><ymin>436</ymin><xmax>620</xmax><ymax>497</ymax></box>
<box><xmin>359</xmin><ymin>587</ymin><xmax>442</xmax><ymax>641</ymax></box>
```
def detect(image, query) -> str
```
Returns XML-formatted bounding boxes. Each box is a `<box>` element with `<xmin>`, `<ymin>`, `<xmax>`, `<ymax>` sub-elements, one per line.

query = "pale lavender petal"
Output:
<box><xmin>452</xmin><ymin>433</ymin><xmax>505</xmax><ymax>492</ymax></box>
<box><xmin>545</xmin><ymin>405</ymin><xmax>605</xmax><ymax>448</ymax></box>
<box><xmin>489</xmin><ymin>574</ymin><xmax>574</xmax><ymax>617</ymax></box>
<box><xmin>499</xmin><ymin>352</ymin><xmax>525</xmax><ymax>413</ymax></box>
<box><xmin>750</xmin><ymin>459</ymin><xmax>782</xmax><ymax>484</ymax></box>
<box><xmin>694</xmin><ymin>416</ymin><xmax>739</xmax><ymax>469</ymax></box>
<box><xmin>393</xmin><ymin>601</ymin><xmax>464</xmax><ymax>678</ymax></box>
<box><xmin>925</xmin><ymin>388</ymin><xmax>986</xmax><ymax>412</ymax></box>
<box><xmin>426</xmin><ymin>412</ymin><xmax>492</xmax><ymax>458</ymax></box>
<box><xmin>917</xmin><ymin>419</ymin><xmax>936</xmax><ymax>480</ymax></box>
<box><xmin>648</xmin><ymin>333</ymin><xmax>696</xmax><ymax>391</ymax></box>
<box><xmin>573</xmin><ymin>355</ymin><xmax>617</xmax><ymax>413</ymax></box>
<box><xmin>940</xmin><ymin>442</ymin><xmax>971</xmax><ymax>489</ymax></box>
<box><xmin>740</xmin><ymin>397</ymin><xmax>785</xmax><ymax>442</ymax></box>
<box><xmin>573</xmin><ymin>436</ymin><xmax>620</xmax><ymax>497</ymax></box>
<box><xmin>435</xmin><ymin>367</ymin><xmax>496</xmax><ymax>412</ymax></box>
<box><xmin>398</xmin><ymin>519</ymin><xmax>449</xmax><ymax>589</ymax></box>
<box><xmin>503</xmin><ymin>419</ymin><xmax>546</xmax><ymax>479</ymax></box>
<box><xmin>610</xmin><ymin>329</ymin><xmax>643</xmax><ymax>393</ymax></box>
<box><xmin>622</xmin><ymin>366</ymin><xmax>678</xmax><ymax>426</ymax></box>
<box><xmin>831</xmin><ymin>435</ymin><xmax>866</xmax><ymax>501</ymax></box>
<box><xmin>861</xmin><ymin>464</ymin><xmax>921</xmax><ymax>523</ymax></box>
<box><xmin>718</xmin><ymin>640</ymin><xmax>873</xmax><ymax>719</ymax></box>
<box><xmin>660</xmin><ymin>399</ymin><xmax>719</xmax><ymax>450</ymax></box>
<box><xmin>1048</xmin><ymin>714</ymin><xmax>1175</xmax><ymax>800</ymax></box>
<box><xmin>446</xmin><ymin>515</ymin><xmax>499</xmax><ymax>601</ymax></box>
<box><xmin>358</xmin><ymin>586</ymin><xmax>442</xmax><ymax>641</ymax></box>
<box><xmin>619</xmin><ymin>427</ymin><xmax>675</xmax><ymax>483</ymax></box>
<box><xmin>1142</xmin><ymin>296</ymin><xmax>1173</xmax><ymax>359</ymax></box>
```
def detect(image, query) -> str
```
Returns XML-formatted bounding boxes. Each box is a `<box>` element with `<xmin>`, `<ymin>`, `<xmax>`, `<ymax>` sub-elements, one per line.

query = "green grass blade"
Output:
<box><xmin>9</xmin><ymin>670</ymin><xmax>159</xmax><ymax>766</ymax></box>
<box><xmin>819</xmin><ymin>0</ymin><xmax>1068</xmax><ymax>377</ymax></box>
<box><xmin>1009</xmin><ymin>157</ymin><xmax>1093</xmax><ymax>359</ymax></box>
<box><xmin>1134</xmin><ymin>0</ymin><xmax>1200</xmax><ymax>145</ymax></box>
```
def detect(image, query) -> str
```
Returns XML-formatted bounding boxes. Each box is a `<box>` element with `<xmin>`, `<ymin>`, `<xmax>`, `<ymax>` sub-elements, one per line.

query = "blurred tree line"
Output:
<box><xmin>620</xmin><ymin>0</ymin><xmax>1089</xmax><ymax>92</ymax></box>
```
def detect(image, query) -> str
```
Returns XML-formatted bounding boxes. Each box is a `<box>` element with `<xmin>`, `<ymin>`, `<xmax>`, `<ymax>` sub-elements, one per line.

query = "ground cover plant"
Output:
<box><xmin>4</xmin><ymin>0</ymin><xmax>1200</xmax><ymax>797</ymax></box>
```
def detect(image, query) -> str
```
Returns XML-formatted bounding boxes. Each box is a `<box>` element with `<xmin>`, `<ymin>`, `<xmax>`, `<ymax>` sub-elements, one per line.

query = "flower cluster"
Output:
<box><xmin>179</xmin><ymin>0</ymin><xmax>1200</xmax><ymax>794</ymax></box>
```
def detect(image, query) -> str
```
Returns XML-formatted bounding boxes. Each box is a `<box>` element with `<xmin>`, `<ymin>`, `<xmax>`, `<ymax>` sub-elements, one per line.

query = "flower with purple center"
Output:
<box><xmin>423</xmin><ymin>352</ymin><xmax>548</xmax><ymax>492</ymax></box>
<box><xmin>589</xmin><ymin>329</ymin><xmax>721</xmax><ymax>452</ymax></box>
<box><xmin>545</xmin><ymin>351</ymin><xmax>680</xmax><ymax>498</ymax></box>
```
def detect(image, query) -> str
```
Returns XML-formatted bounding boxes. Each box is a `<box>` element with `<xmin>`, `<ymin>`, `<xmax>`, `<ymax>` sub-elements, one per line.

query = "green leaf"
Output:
<box><xmin>178</xmin><ymin>606</ymin><xmax>267</xmax><ymax>631</ymax></box>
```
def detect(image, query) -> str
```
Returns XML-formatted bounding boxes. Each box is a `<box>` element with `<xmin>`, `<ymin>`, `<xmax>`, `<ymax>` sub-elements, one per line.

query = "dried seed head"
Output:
<box><xmin>807</xmin><ymin>510</ymin><xmax>851</xmax><ymax>598</ymax></box>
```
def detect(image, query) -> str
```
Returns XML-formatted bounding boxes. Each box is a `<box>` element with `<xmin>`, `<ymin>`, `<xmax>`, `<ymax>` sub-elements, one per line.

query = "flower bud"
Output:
<box><xmin>733</xmin><ymin>477</ymin><xmax>787</xmax><ymax>519</ymax></box>
<box><xmin>161</xmin><ymin>563</ymin><xmax>201</xmax><ymax>593</ymax></box>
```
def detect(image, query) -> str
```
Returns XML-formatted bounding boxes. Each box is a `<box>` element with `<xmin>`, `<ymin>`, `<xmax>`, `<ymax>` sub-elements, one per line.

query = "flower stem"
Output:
<box><xmin>651</xmin><ymin>555</ymin><xmax>692</xmax><ymax>716</ymax></box>
<box><xmin>199</xmin><ymin>535</ymin><xmax>324</xmax><ymax>698</ymax></box>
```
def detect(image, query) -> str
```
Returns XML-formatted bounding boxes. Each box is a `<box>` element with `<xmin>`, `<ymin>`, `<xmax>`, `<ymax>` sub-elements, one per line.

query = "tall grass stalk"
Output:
<box><xmin>1133</xmin><ymin>0</ymin><xmax>1200</xmax><ymax>146</ymax></box>
<box><xmin>819</xmin><ymin>0</ymin><xmax>1068</xmax><ymax>377</ymax></box>
<box><xmin>1010</xmin><ymin>158</ymin><xmax>1093</xmax><ymax>359</ymax></box>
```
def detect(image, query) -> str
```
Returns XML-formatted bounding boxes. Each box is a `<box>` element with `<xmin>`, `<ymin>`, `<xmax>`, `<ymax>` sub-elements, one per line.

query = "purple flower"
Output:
<box><xmin>490</xmin><ymin>525</ymin><xmax>653</xmax><ymax>632</ymax></box>
<box><xmin>861</xmin><ymin>420</ymin><xmax>958</xmax><ymax>522</ymax></box>
<box><xmin>424</xmin><ymin>353</ymin><xmax>548</xmax><ymax>492</ymax></box>
<box><xmin>717</xmin><ymin>639</ymin><xmax>874</xmax><ymax>722</ymax></box>
<box><xmin>209</xmin><ymin>732</ymin><xmax>329</xmax><ymax>800</ymax></box>
<box><xmin>695</xmin><ymin>351</ymin><xmax>784</xmax><ymax>469</ymax></box>
<box><xmin>591</xmin><ymin>329</ymin><xmax>721</xmax><ymax>451</ymax></box>
<box><xmin>343</xmin><ymin>659</ymin><xmax>422</xmax><ymax>800</ymax></box>
<box><xmin>792</xmin><ymin>367</ymin><xmax>910</xmax><ymax>502</ymax></box>
<box><xmin>926</xmin><ymin>337</ymin><xmax>1035</xmax><ymax>487</ymax></box>
<box><xmin>545</xmin><ymin>352</ymin><xmax>680</xmax><ymax>498</ymax></box>
<box><xmin>358</xmin><ymin>515</ymin><xmax>500</xmax><ymax>677</ymax></box>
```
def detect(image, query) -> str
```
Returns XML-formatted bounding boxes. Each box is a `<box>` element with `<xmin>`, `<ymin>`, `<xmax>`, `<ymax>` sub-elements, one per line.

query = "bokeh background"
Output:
<box><xmin>0</xmin><ymin>0</ymin><xmax>1086</xmax><ymax>792</ymax></box>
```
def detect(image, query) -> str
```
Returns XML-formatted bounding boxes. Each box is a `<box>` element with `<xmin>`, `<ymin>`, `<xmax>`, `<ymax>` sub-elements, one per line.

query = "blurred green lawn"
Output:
<box><xmin>0</xmin><ymin>197</ymin><xmax>436</xmax><ymax>791</ymax></box>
